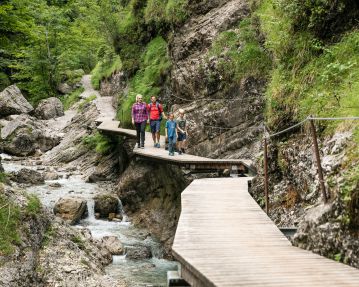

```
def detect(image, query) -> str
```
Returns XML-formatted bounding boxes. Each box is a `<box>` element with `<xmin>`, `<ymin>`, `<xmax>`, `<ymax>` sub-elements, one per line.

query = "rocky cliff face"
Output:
<box><xmin>117</xmin><ymin>160</ymin><xmax>191</xmax><ymax>258</ymax></box>
<box><xmin>0</xmin><ymin>184</ymin><xmax>121</xmax><ymax>287</ymax></box>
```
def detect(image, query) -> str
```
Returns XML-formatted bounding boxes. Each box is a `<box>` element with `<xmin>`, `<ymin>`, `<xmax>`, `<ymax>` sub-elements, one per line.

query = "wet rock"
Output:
<box><xmin>95</xmin><ymin>212</ymin><xmax>100</xmax><ymax>219</ymax></box>
<box><xmin>108</xmin><ymin>212</ymin><xmax>116</xmax><ymax>220</ymax></box>
<box><xmin>101</xmin><ymin>236</ymin><xmax>124</xmax><ymax>255</ymax></box>
<box><xmin>94</xmin><ymin>194</ymin><xmax>119</xmax><ymax>218</ymax></box>
<box><xmin>34</xmin><ymin>97</ymin><xmax>64</xmax><ymax>120</ymax></box>
<box><xmin>53</xmin><ymin>196</ymin><xmax>87</xmax><ymax>225</ymax></box>
<box><xmin>126</xmin><ymin>245</ymin><xmax>152</xmax><ymax>260</ymax></box>
<box><xmin>10</xmin><ymin>168</ymin><xmax>44</xmax><ymax>184</ymax></box>
<box><xmin>0</xmin><ymin>114</ymin><xmax>61</xmax><ymax>156</ymax></box>
<box><xmin>44</xmin><ymin>171</ymin><xmax>59</xmax><ymax>180</ymax></box>
<box><xmin>48</xmin><ymin>182</ymin><xmax>62</xmax><ymax>188</ymax></box>
<box><xmin>0</xmin><ymin>84</ymin><xmax>33</xmax><ymax>117</ymax></box>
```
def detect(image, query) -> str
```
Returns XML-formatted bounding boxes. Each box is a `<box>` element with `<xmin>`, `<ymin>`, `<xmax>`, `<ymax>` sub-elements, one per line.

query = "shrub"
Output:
<box><xmin>0</xmin><ymin>194</ymin><xmax>20</xmax><ymax>256</ymax></box>
<box><xmin>117</xmin><ymin>36</ymin><xmax>170</xmax><ymax>126</ymax></box>
<box><xmin>83</xmin><ymin>131</ymin><xmax>113</xmax><ymax>154</ymax></box>
<box><xmin>25</xmin><ymin>194</ymin><xmax>41</xmax><ymax>216</ymax></box>
<box><xmin>61</xmin><ymin>87</ymin><xmax>84</xmax><ymax>110</ymax></box>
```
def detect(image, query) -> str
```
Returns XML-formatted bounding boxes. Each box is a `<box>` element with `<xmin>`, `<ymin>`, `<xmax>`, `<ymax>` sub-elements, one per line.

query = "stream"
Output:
<box><xmin>1</xmin><ymin>154</ymin><xmax>178</xmax><ymax>287</ymax></box>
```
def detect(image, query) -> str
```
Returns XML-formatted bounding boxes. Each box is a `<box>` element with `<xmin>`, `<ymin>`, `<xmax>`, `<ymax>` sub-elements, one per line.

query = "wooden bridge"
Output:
<box><xmin>97</xmin><ymin>119</ymin><xmax>359</xmax><ymax>287</ymax></box>
<box><xmin>98</xmin><ymin>120</ymin><xmax>255</xmax><ymax>174</ymax></box>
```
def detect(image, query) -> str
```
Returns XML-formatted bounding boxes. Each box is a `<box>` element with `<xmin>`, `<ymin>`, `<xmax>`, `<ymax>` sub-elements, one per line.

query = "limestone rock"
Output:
<box><xmin>57</xmin><ymin>82</ymin><xmax>74</xmax><ymax>94</ymax></box>
<box><xmin>126</xmin><ymin>245</ymin><xmax>152</xmax><ymax>260</ymax></box>
<box><xmin>10</xmin><ymin>168</ymin><xmax>44</xmax><ymax>184</ymax></box>
<box><xmin>0</xmin><ymin>84</ymin><xmax>33</xmax><ymax>117</ymax></box>
<box><xmin>0</xmin><ymin>114</ymin><xmax>61</xmax><ymax>156</ymax></box>
<box><xmin>94</xmin><ymin>194</ymin><xmax>119</xmax><ymax>218</ymax></box>
<box><xmin>44</xmin><ymin>171</ymin><xmax>59</xmax><ymax>180</ymax></box>
<box><xmin>101</xmin><ymin>236</ymin><xmax>124</xmax><ymax>255</ymax></box>
<box><xmin>53</xmin><ymin>196</ymin><xmax>87</xmax><ymax>225</ymax></box>
<box><xmin>34</xmin><ymin>97</ymin><xmax>64</xmax><ymax>120</ymax></box>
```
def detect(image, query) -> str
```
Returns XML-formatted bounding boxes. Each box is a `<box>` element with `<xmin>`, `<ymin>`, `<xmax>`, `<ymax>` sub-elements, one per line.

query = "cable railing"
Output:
<box><xmin>262</xmin><ymin>115</ymin><xmax>359</xmax><ymax>214</ymax></box>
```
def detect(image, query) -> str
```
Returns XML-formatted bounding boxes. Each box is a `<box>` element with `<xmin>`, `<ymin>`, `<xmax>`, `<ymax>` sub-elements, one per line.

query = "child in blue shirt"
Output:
<box><xmin>165</xmin><ymin>113</ymin><xmax>177</xmax><ymax>156</ymax></box>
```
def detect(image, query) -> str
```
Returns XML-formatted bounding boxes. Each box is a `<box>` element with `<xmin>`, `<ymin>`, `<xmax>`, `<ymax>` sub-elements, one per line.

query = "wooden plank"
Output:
<box><xmin>172</xmin><ymin>178</ymin><xmax>359</xmax><ymax>287</ymax></box>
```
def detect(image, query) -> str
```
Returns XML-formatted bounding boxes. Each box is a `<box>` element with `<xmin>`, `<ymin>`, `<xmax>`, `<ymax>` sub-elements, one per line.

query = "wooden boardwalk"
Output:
<box><xmin>97</xmin><ymin>120</ymin><xmax>254</xmax><ymax>174</ymax></box>
<box><xmin>172</xmin><ymin>178</ymin><xmax>359</xmax><ymax>286</ymax></box>
<box><xmin>97</xmin><ymin>119</ymin><xmax>359</xmax><ymax>286</ymax></box>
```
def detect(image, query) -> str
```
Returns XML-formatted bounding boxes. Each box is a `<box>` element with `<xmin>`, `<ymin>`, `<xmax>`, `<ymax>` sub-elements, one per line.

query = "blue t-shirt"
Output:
<box><xmin>166</xmin><ymin>120</ymin><xmax>177</xmax><ymax>138</ymax></box>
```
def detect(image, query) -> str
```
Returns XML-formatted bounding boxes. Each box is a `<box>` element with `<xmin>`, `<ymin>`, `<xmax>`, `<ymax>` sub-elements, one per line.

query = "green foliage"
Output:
<box><xmin>256</xmin><ymin>0</ymin><xmax>359</xmax><ymax>130</ymax></box>
<box><xmin>207</xmin><ymin>17</ymin><xmax>271</xmax><ymax>84</ymax></box>
<box><xmin>61</xmin><ymin>87</ymin><xmax>84</xmax><ymax>110</ymax></box>
<box><xmin>117</xmin><ymin>36</ymin><xmax>170</xmax><ymax>126</ymax></box>
<box><xmin>0</xmin><ymin>173</ymin><xmax>8</xmax><ymax>183</ymax></box>
<box><xmin>83</xmin><ymin>131</ymin><xmax>113</xmax><ymax>154</ymax></box>
<box><xmin>42</xmin><ymin>224</ymin><xmax>55</xmax><ymax>247</ymax></box>
<box><xmin>0</xmin><ymin>0</ymin><xmax>111</xmax><ymax>103</ymax></box>
<box><xmin>78</xmin><ymin>95</ymin><xmax>97</xmax><ymax>112</ymax></box>
<box><xmin>25</xmin><ymin>194</ymin><xmax>41</xmax><ymax>216</ymax></box>
<box><xmin>0</xmin><ymin>194</ymin><xmax>21</xmax><ymax>256</ymax></box>
<box><xmin>91</xmin><ymin>55</ymin><xmax>122</xmax><ymax>89</ymax></box>
<box><xmin>276</xmin><ymin>0</ymin><xmax>359</xmax><ymax>39</ymax></box>
<box><xmin>165</xmin><ymin>0</ymin><xmax>188</xmax><ymax>25</ymax></box>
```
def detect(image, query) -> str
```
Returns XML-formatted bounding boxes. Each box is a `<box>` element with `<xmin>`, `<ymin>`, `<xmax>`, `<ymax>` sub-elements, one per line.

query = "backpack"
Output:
<box><xmin>149</xmin><ymin>102</ymin><xmax>163</xmax><ymax>121</ymax></box>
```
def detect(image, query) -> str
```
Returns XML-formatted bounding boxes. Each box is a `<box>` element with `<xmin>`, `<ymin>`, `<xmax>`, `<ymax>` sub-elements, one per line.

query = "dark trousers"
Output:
<box><xmin>135</xmin><ymin>121</ymin><xmax>146</xmax><ymax>146</ymax></box>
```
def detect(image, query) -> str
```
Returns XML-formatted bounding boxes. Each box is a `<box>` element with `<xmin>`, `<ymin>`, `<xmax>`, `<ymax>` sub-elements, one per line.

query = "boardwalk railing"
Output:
<box><xmin>263</xmin><ymin>115</ymin><xmax>359</xmax><ymax>213</ymax></box>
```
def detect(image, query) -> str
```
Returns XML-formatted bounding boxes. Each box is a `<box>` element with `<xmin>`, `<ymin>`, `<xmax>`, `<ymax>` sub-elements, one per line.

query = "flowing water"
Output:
<box><xmin>1</xmin><ymin>154</ymin><xmax>178</xmax><ymax>287</ymax></box>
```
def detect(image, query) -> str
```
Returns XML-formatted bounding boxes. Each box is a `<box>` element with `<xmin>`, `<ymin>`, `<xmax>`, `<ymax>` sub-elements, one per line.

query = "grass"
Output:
<box><xmin>0</xmin><ymin>172</ymin><xmax>8</xmax><ymax>183</ymax></box>
<box><xmin>71</xmin><ymin>235</ymin><xmax>85</xmax><ymax>250</ymax></box>
<box><xmin>256</xmin><ymin>0</ymin><xmax>359</xmax><ymax>129</ymax></box>
<box><xmin>207</xmin><ymin>17</ymin><xmax>271</xmax><ymax>85</ymax></box>
<box><xmin>83</xmin><ymin>131</ymin><xmax>113</xmax><ymax>154</ymax></box>
<box><xmin>25</xmin><ymin>194</ymin><xmax>41</xmax><ymax>216</ymax></box>
<box><xmin>61</xmin><ymin>87</ymin><xmax>84</xmax><ymax>110</ymax></box>
<box><xmin>91</xmin><ymin>55</ymin><xmax>122</xmax><ymax>90</ymax></box>
<box><xmin>117</xmin><ymin>36</ymin><xmax>170</xmax><ymax>127</ymax></box>
<box><xmin>0</xmin><ymin>194</ymin><xmax>21</xmax><ymax>256</ymax></box>
<box><xmin>42</xmin><ymin>224</ymin><xmax>56</xmax><ymax>247</ymax></box>
<box><xmin>78</xmin><ymin>94</ymin><xmax>97</xmax><ymax>111</ymax></box>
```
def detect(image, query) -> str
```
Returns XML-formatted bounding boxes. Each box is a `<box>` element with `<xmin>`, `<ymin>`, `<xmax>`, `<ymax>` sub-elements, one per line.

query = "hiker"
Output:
<box><xmin>165</xmin><ymin>113</ymin><xmax>177</xmax><ymax>156</ymax></box>
<box><xmin>176</xmin><ymin>108</ymin><xmax>187</xmax><ymax>155</ymax></box>
<box><xmin>147</xmin><ymin>95</ymin><xmax>166</xmax><ymax>148</ymax></box>
<box><xmin>131</xmin><ymin>94</ymin><xmax>148</xmax><ymax>149</ymax></box>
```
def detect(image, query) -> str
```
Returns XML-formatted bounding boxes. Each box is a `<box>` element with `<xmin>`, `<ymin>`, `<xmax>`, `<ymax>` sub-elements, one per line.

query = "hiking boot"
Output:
<box><xmin>137</xmin><ymin>144</ymin><xmax>141</xmax><ymax>148</ymax></box>
<box><xmin>140</xmin><ymin>144</ymin><xmax>145</xmax><ymax>149</ymax></box>
<box><xmin>181</xmin><ymin>148</ymin><xmax>185</xmax><ymax>154</ymax></box>
<box><xmin>169</xmin><ymin>152</ymin><xmax>174</xmax><ymax>156</ymax></box>
<box><xmin>178</xmin><ymin>151</ymin><xmax>182</xmax><ymax>155</ymax></box>
<box><xmin>157</xmin><ymin>143</ymin><xmax>161</xmax><ymax>148</ymax></box>
<box><xmin>154</xmin><ymin>143</ymin><xmax>157</xmax><ymax>147</ymax></box>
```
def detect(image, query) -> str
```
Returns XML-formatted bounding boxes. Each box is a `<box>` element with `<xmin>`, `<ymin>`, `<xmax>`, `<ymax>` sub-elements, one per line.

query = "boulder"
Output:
<box><xmin>57</xmin><ymin>82</ymin><xmax>73</xmax><ymax>94</ymax></box>
<box><xmin>101</xmin><ymin>236</ymin><xmax>124</xmax><ymax>255</ymax></box>
<box><xmin>94</xmin><ymin>194</ymin><xmax>119</xmax><ymax>218</ymax></box>
<box><xmin>0</xmin><ymin>114</ymin><xmax>61</xmax><ymax>156</ymax></box>
<box><xmin>44</xmin><ymin>171</ymin><xmax>59</xmax><ymax>180</ymax></box>
<box><xmin>10</xmin><ymin>168</ymin><xmax>44</xmax><ymax>184</ymax></box>
<box><xmin>35</xmin><ymin>97</ymin><xmax>64</xmax><ymax>120</ymax></box>
<box><xmin>0</xmin><ymin>85</ymin><xmax>33</xmax><ymax>117</ymax></box>
<box><xmin>126</xmin><ymin>245</ymin><xmax>152</xmax><ymax>260</ymax></box>
<box><xmin>53</xmin><ymin>196</ymin><xmax>87</xmax><ymax>225</ymax></box>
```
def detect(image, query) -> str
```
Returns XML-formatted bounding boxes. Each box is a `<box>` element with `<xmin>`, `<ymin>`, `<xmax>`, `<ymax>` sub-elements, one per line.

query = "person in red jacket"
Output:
<box><xmin>147</xmin><ymin>95</ymin><xmax>167</xmax><ymax>148</ymax></box>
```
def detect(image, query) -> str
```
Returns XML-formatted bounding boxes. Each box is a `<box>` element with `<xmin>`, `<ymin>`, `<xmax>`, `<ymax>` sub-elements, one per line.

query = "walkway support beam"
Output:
<box><xmin>264</xmin><ymin>137</ymin><xmax>269</xmax><ymax>214</ymax></box>
<box><xmin>309</xmin><ymin>118</ymin><xmax>328</xmax><ymax>203</ymax></box>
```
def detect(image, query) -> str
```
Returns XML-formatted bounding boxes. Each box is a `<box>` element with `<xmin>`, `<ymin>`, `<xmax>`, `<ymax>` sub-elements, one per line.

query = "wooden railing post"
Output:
<box><xmin>264</xmin><ymin>137</ymin><xmax>269</xmax><ymax>214</ymax></box>
<box><xmin>309</xmin><ymin>117</ymin><xmax>328</xmax><ymax>203</ymax></box>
